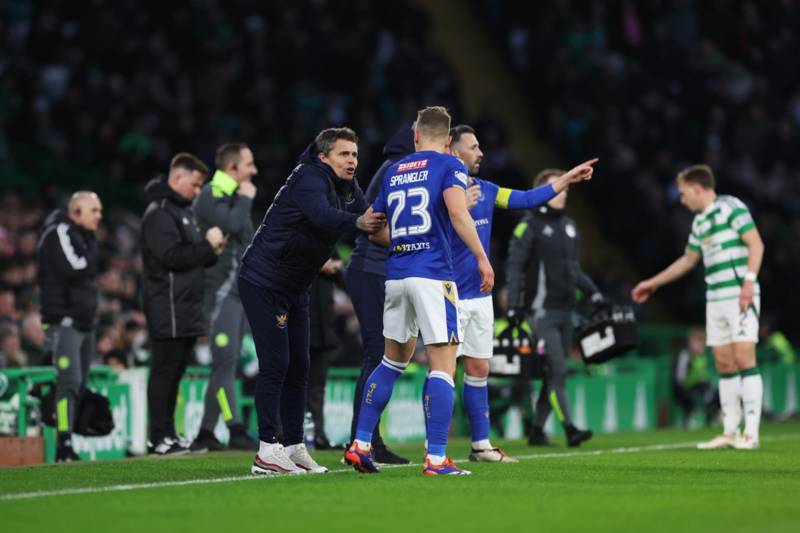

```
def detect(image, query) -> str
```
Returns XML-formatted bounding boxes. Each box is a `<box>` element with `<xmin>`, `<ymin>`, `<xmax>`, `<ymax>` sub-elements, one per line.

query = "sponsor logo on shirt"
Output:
<box><xmin>397</xmin><ymin>159</ymin><xmax>428</xmax><ymax>172</ymax></box>
<box><xmin>565</xmin><ymin>224</ymin><xmax>576</xmax><ymax>238</ymax></box>
<box><xmin>393</xmin><ymin>242</ymin><xmax>431</xmax><ymax>253</ymax></box>
<box><xmin>454</xmin><ymin>171</ymin><xmax>468</xmax><ymax>186</ymax></box>
<box><xmin>474</xmin><ymin>218</ymin><xmax>490</xmax><ymax>227</ymax></box>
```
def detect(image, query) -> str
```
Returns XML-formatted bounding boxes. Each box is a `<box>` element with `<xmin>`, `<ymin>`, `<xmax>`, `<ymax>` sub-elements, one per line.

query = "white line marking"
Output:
<box><xmin>2</xmin><ymin>433</ymin><xmax>798</xmax><ymax>501</ymax></box>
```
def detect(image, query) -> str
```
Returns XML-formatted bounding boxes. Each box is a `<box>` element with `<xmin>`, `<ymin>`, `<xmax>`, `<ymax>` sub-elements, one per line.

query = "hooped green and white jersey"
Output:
<box><xmin>686</xmin><ymin>195</ymin><xmax>759</xmax><ymax>302</ymax></box>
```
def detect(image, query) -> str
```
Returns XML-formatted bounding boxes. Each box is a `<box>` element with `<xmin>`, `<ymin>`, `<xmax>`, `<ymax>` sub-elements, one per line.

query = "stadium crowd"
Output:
<box><xmin>475</xmin><ymin>0</ymin><xmax>800</xmax><ymax>338</ymax></box>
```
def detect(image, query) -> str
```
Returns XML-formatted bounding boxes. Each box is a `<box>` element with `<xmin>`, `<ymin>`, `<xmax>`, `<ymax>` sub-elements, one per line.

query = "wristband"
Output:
<box><xmin>744</xmin><ymin>271</ymin><xmax>757</xmax><ymax>282</ymax></box>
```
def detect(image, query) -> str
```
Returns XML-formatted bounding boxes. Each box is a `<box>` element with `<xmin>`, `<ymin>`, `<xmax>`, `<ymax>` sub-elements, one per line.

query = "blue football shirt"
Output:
<box><xmin>452</xmin><ymin>178</ymin><xmax>499</xmax><ymax>299</ymax></box>
<box><xmin>373</xmin><ymin>151</ymin><xmax>468</xmax><ymax>281</ymax></box>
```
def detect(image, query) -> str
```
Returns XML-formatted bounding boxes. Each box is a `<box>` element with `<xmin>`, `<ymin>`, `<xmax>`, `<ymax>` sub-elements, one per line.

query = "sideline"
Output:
<box><xmin>3</xmin><ymin>433</ymin><xmax>799</xmax><ymax>502</ymax></box>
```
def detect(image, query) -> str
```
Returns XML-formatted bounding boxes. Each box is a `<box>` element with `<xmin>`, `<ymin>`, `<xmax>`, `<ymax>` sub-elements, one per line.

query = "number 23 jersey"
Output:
<box><xmin>373</xmin><ymin>150</ymin><xmax>468</xmax><ymax>282</ymax></box>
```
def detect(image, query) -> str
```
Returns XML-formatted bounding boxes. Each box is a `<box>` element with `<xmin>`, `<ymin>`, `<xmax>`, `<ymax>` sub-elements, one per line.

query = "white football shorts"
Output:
<box><xmin>456</xmin><ymin>295</ymin><xmax>494</xmax><ymax>359</ymax></box>
<box><xmin>383</xmin><ymin>277</ymin><xmax>461</xmax><ymax>346</ymax></box>
<box><xmin>706</xmin><ymin>296</ymin><xmax>760</xmax><ymax>346</ymax></box>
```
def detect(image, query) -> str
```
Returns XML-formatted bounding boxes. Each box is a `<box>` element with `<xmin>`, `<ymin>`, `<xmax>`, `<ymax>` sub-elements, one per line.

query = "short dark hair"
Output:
<box><xmin>215</xmin><ymin>142</ymin><xmax>249</xmax><ymax>171</ymax></box>
<box><xmin>532</xmin><ymin>168</ymin><xmax>565</xmax><ymax>188</ymax></box>
<box><xmin>415</xmin><ymin>106</ymin><xmax>451</xmax><ymax>140</ymax></box>
<box><xmin>677</xmin><ymin>164</ymin><xmax>715</xmax><ymax>190</ymax></box>
<box><xmin>450</xmin><ymin>125</ymin><xmax>476</xmax><ymax>145</ymax></box>
<box><xmin>170</xmin><ymin>152</ymin><xmax>209</xmax><ymax>178</ymax></box>
<box><xmin>314</xmin><ymin>127</ymin><xmax>358</xmax><ymax>156</ymax></box>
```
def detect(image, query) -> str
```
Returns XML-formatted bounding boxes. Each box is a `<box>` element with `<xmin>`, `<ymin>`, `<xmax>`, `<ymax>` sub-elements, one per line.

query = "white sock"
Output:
<box><xmin>718</xmin><ymin>374</ymin><xmax>742</xmax><ymax>435</ymax></box>
<box><xmin>741</xmin><ymin>370</ymin><xmax>763</xmax><ymax>438</ymax></box>
<box><xmin>354</xmin><ymin>439</ymin><xmax>371</xmax><ymax>451</ymax></box>
<box><xmin>426</xmin><ymin>454</ymin><xmax>446</xmax><ymax>465</ymax></box>
<box><xmin>472</xmin><ymin>439</ymin><xmax>492</xmax><ymax>451</ymax></box>
<box><xmin>259</xmin><ymin>441</ymin><xmax>280</xmax><ymax>457</ymax></box>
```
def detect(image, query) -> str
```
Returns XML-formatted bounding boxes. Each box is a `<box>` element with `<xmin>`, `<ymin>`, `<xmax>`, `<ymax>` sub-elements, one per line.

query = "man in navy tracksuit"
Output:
<box><xmin>344</xmin><ymin>126</ymin><xmax>414</xmax><ymax>464</ymax></box>
<box><xmin>239</xmin><ymin>127</ymin><xmax>385</xmax><ymax>475</ymax></box>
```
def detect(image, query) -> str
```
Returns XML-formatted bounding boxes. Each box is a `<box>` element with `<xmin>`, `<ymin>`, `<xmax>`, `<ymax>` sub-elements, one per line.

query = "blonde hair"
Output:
<box><xmin>414</xmin><ymin>106</ymin><xmax>451</xmax><ymax>141</ymax></box>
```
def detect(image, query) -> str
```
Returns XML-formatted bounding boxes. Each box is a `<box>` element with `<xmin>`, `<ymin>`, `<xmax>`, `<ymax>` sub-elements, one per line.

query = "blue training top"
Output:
<box><xmin>453</xmin><ymin>177</ymin><xmax>557</xmax><ymax>299</ymax></box>
<box><xmin>373</xmin><ymin>150</ymin><xmax>468</xmax><ymax>282</ymax></box>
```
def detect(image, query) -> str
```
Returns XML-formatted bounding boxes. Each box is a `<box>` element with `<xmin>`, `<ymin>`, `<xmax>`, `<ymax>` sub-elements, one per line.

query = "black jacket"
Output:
<box><xmin>506</xmin><ymin>205</ymin><xmax>599</xmax><ymax>312</ymax></box>
<box><xmin>194</xmin><ymin>171</ymin><xmax>254</xmax><ymax>300</ymax></box>
<box><xmin>239</xmin><ymin>143</ymin><xmax>367</xmax><ymax>295</ymax></box>
<box><xmin>346</xmin><ymin>127</ymin><xmax>415</xmax><ymax>276</ymax></box>
<box><xmin>37</xmin><ymin>209</ymin><xmax>99</xmax><ymax>331</ymax></box>
<box><xmin>140</xmin><ymin>177</ymin><xmax>217</xmax><ymax>340</ymax></box>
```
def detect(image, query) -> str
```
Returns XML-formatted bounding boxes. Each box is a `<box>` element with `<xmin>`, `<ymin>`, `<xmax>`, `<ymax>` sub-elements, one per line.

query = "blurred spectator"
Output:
<box><xmin>0</xmin><ymin>321</ymin><xmax>27</xmax><ymax>368</ymax></box>
<box><xmin>20</xmin><ymin>311</ymin><xmax>48</xmax><ymax>366</ymax></box>
<box><xmin>673</xmin><ymin>327</ymin><xmax>717</xmax><ymax>427</ymax></box>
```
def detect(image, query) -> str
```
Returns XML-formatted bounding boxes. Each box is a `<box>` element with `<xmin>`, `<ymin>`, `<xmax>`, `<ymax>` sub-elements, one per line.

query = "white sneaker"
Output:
<box><xmin>468</xmin><ymin>447</ymin><xmax>519</xmax><ymax>463</ymax></box>
<box><xmin>251</xmin><ymin>444</ymin><xmax>307</xmax><ymax>475</ymax></box>
<box><xmin>286</xmin><ymin>443</ymin><xmax>329</xmax><ymax>473</ymax></box>
<box><xmin>696</xmin><ymin>433</ymin><xmax>736</xmax><ymax>450</ymax></box>
<box><xmin>733</xmin><ymin>434</ymin><xmax>760</xmax><ymax>450</ymax></box>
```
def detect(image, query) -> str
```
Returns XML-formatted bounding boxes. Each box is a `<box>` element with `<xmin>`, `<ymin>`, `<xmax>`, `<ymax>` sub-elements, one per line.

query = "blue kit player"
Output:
<box><xmin>447</xmin><ymin>125</ymin><xmax>598</xmax><ymax>462</ymax></box>
<box><xmin>345</xmin><ymin>106</ymin><xmax>494</xmax><ymax>475</ymax></box>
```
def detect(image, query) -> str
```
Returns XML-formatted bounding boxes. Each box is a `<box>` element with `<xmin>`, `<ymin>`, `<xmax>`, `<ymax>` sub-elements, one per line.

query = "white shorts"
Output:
<box><xmin>706</xmin><ymin>296</ymin><xmax>760</xmax><ymax>346</ymax></box>
<box><xmin>456</xmin><ymin>295</ymin><xmax>494</xmax><ymax>359</ymax></box>
<box><xmin>383</xmin><ymin>277</ymin><xmax>461</xmax><ymax>345</ymax></box>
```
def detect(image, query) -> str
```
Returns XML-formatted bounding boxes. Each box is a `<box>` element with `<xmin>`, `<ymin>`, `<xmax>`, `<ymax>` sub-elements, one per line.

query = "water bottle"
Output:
<box><xmin>303</xmin><ymin>412</ymin><xmax>315</xmax><ymax>449</ymax></box>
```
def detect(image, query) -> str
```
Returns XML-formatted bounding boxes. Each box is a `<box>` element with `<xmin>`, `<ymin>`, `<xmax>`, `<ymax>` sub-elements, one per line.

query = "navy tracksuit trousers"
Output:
<box><xmin>345</xmin><ymin>268</ymin><xmax>387</xmax><ymax>444</ymax></box>
<box><xmin>239</xmin><ymin>277</ymin><xmax>310</xmax><ymax>445</ymax></box>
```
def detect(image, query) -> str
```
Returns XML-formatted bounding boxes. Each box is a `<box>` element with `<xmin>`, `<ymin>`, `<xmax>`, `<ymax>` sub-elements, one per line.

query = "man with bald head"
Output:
<box><xmin>38</xmin><ymin>190</ymin><xmax>103</xmax><ymax>462</ymax></box>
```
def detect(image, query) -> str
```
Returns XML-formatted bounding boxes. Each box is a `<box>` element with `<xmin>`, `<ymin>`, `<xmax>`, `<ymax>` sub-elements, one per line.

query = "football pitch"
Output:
<box><xmin>3</xmin><ymin>422</ymin><xmax>799</xmax><ymax>533</ymax></box>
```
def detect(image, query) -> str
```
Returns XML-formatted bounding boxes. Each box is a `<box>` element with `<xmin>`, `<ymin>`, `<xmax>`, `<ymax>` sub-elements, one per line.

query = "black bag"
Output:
<box><xmin>576</xmin><ymin>304</ymin><xmax>639</xmax><ymax>364</ymax></box>
<box><xmin>40</xmin><ymin>388</ymin><xmax>115</xmax><ymax>436</ymax></box>
<box><xmin>489</xmin><ymin>323</ymin><xmax>544</xmax><ymax>378</ymax></box>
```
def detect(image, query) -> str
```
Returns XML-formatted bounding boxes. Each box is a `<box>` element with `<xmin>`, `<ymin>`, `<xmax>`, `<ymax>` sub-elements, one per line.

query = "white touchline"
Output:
<box><xmin>2</xmin><ymin>433</ymin><xmax>798</xmax><ymax>502</ymax></box>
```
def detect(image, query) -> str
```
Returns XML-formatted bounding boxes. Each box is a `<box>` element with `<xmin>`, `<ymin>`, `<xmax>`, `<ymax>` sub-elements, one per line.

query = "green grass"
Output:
<box><xmin>3</xmin><ymin>422</ymin><xmax>800</xmax><ymax>533</ymax></box>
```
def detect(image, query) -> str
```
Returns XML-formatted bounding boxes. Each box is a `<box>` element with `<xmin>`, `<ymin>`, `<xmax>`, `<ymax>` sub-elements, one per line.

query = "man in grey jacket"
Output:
<box><xmin>506</xmin><ymin>168</ymin><xmax>602</xmax><ymax>448</ymax></box>
<box><xmin>192</xmin><ymin>142</ymin><xmax>258</xmax><ymax>451</ymax></box>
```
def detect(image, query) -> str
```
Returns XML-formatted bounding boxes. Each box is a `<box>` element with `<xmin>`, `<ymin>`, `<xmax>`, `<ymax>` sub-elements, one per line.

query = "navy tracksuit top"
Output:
<box><xmin>239</xmin><ymin>142</ymin><xmax>368</xmax><ymax>295</ymax></box>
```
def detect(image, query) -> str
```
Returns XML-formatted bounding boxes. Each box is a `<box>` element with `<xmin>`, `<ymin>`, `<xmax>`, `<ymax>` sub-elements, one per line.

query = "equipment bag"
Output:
<box><xmin>41</xmin><ymin>388</ymin><xmax>115</xmax><ymax>436</ymax></box>
<box><xmin>489</xmin><ymin>323</ymin><xmax>544</xmax><ymax>378</ymax></box>
<box><xmin>577</xmin><ymin>304</ymin><xmax>639</xmax><ymax>364</ymax></box>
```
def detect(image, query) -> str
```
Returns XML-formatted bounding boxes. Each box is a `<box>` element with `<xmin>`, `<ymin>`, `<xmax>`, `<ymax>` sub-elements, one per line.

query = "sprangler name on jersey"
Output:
<box><xmin>390</xmin><ymin>169</ymin><xmax>429</xmax><ymax>187</ymax></box>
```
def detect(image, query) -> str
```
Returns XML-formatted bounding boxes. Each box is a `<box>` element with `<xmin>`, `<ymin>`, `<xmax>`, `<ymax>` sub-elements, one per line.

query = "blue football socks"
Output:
<box><xmin>463</xmin><ymin>374</ymin><xmax>490</xmax><ymax>447</ymax></box>
<box><xmin>353</xmin><ymin>355</ymin><xmax>408</xmax><ymax>445</ymax></box>
<box><xmin>425</xmin><ymin>370</ymin><xmax>455</xmax><ymax>458</ymax></box>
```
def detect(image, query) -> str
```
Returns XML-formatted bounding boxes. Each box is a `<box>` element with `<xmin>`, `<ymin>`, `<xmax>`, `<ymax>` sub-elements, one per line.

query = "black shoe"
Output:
<box><xmin>227</xmin><ymin>424</ymin><xmax>258</xmax><ymax>451</ymax></box>
<box><xmin>149</xmin><ymin>437</ymin><xmax>191</xmax><ymax>456</ymax></box>
<box><xmin>191</xmin><ymin>429</ymin><xmax>223</xmax><ymax>452</ymax></box>
<box><xmin>314</xmin><ymin>436</ymin><xmax>346</xmax><ymax>451</ymax></box>
<box><xmin>528</xmin><ymin>427</ymin><xmax>553</xmax><ymax>447</ymax></box>
<box><xmin>372</xmin><ymin>444</ymin><xmax>410</xmax><ymax>464</ymax></box>
<box><xmin>55</xmin><ymin>443</ymin><xmax>80</xmax><ymax>463</ymax></box>
<box><xmin>565</xmin><ymin>426</ymin><xmax>593</xmax><ymax>447</ymax></box>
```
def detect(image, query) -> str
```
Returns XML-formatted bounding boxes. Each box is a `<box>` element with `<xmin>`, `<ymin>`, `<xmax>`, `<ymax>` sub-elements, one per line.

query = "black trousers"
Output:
<box><xmin>148</xmin><ymin>336</ymin><xmax>195</xmax><ymax>442</ymax></box>
<box><xmin>239</xmin><ymin>277</ymin><xmax>310</xmax><ymax>445</ymax></box>
<box><xmin>345</xmin><ymin>268</ymin><xmax>387</xmax><ymax>445</ymax></box>
<box><xmin>307</xmin><ymin>347</ymin><xmax>337</xmax><ymax>440</ymax></box>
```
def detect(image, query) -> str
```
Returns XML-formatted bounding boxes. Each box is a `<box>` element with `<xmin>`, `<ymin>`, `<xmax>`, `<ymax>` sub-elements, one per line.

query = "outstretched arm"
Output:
<box><xmin>631</xmin><ymin>249</ymin><xmax>701</xmax><ymax>303</ymax></box>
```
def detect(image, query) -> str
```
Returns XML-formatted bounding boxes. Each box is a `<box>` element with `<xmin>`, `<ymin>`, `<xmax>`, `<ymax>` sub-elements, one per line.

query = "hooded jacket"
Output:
<box><xmin>140</xmin><ymin>176</ymin><xmax>218</xmax><ymax>340</ymax></box>
<box><xmin>239</xmin><ymin>143</ymin><xmax>367</xmax><ymax>295</ymax></box>
<box><xmin>346</xmin><ymin>127</ymin><xmax>415</xmax><ymax>277</ymax></box>
<box><xmin>37</xmin><ymin>209</ymin><xmax>99</xmax><ymax>331</ymax></box>
<box><xmin>506</xmin><ymin>205</ymin><xmax>599</xmax><ymax>312</ymax></box>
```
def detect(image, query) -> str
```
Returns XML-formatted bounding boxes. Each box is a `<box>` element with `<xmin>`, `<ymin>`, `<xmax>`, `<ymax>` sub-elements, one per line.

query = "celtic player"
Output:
<box><xmin>632</xmin><ymin>165</ymin><xmax>764</xmax><ymax>449</ymax></box>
